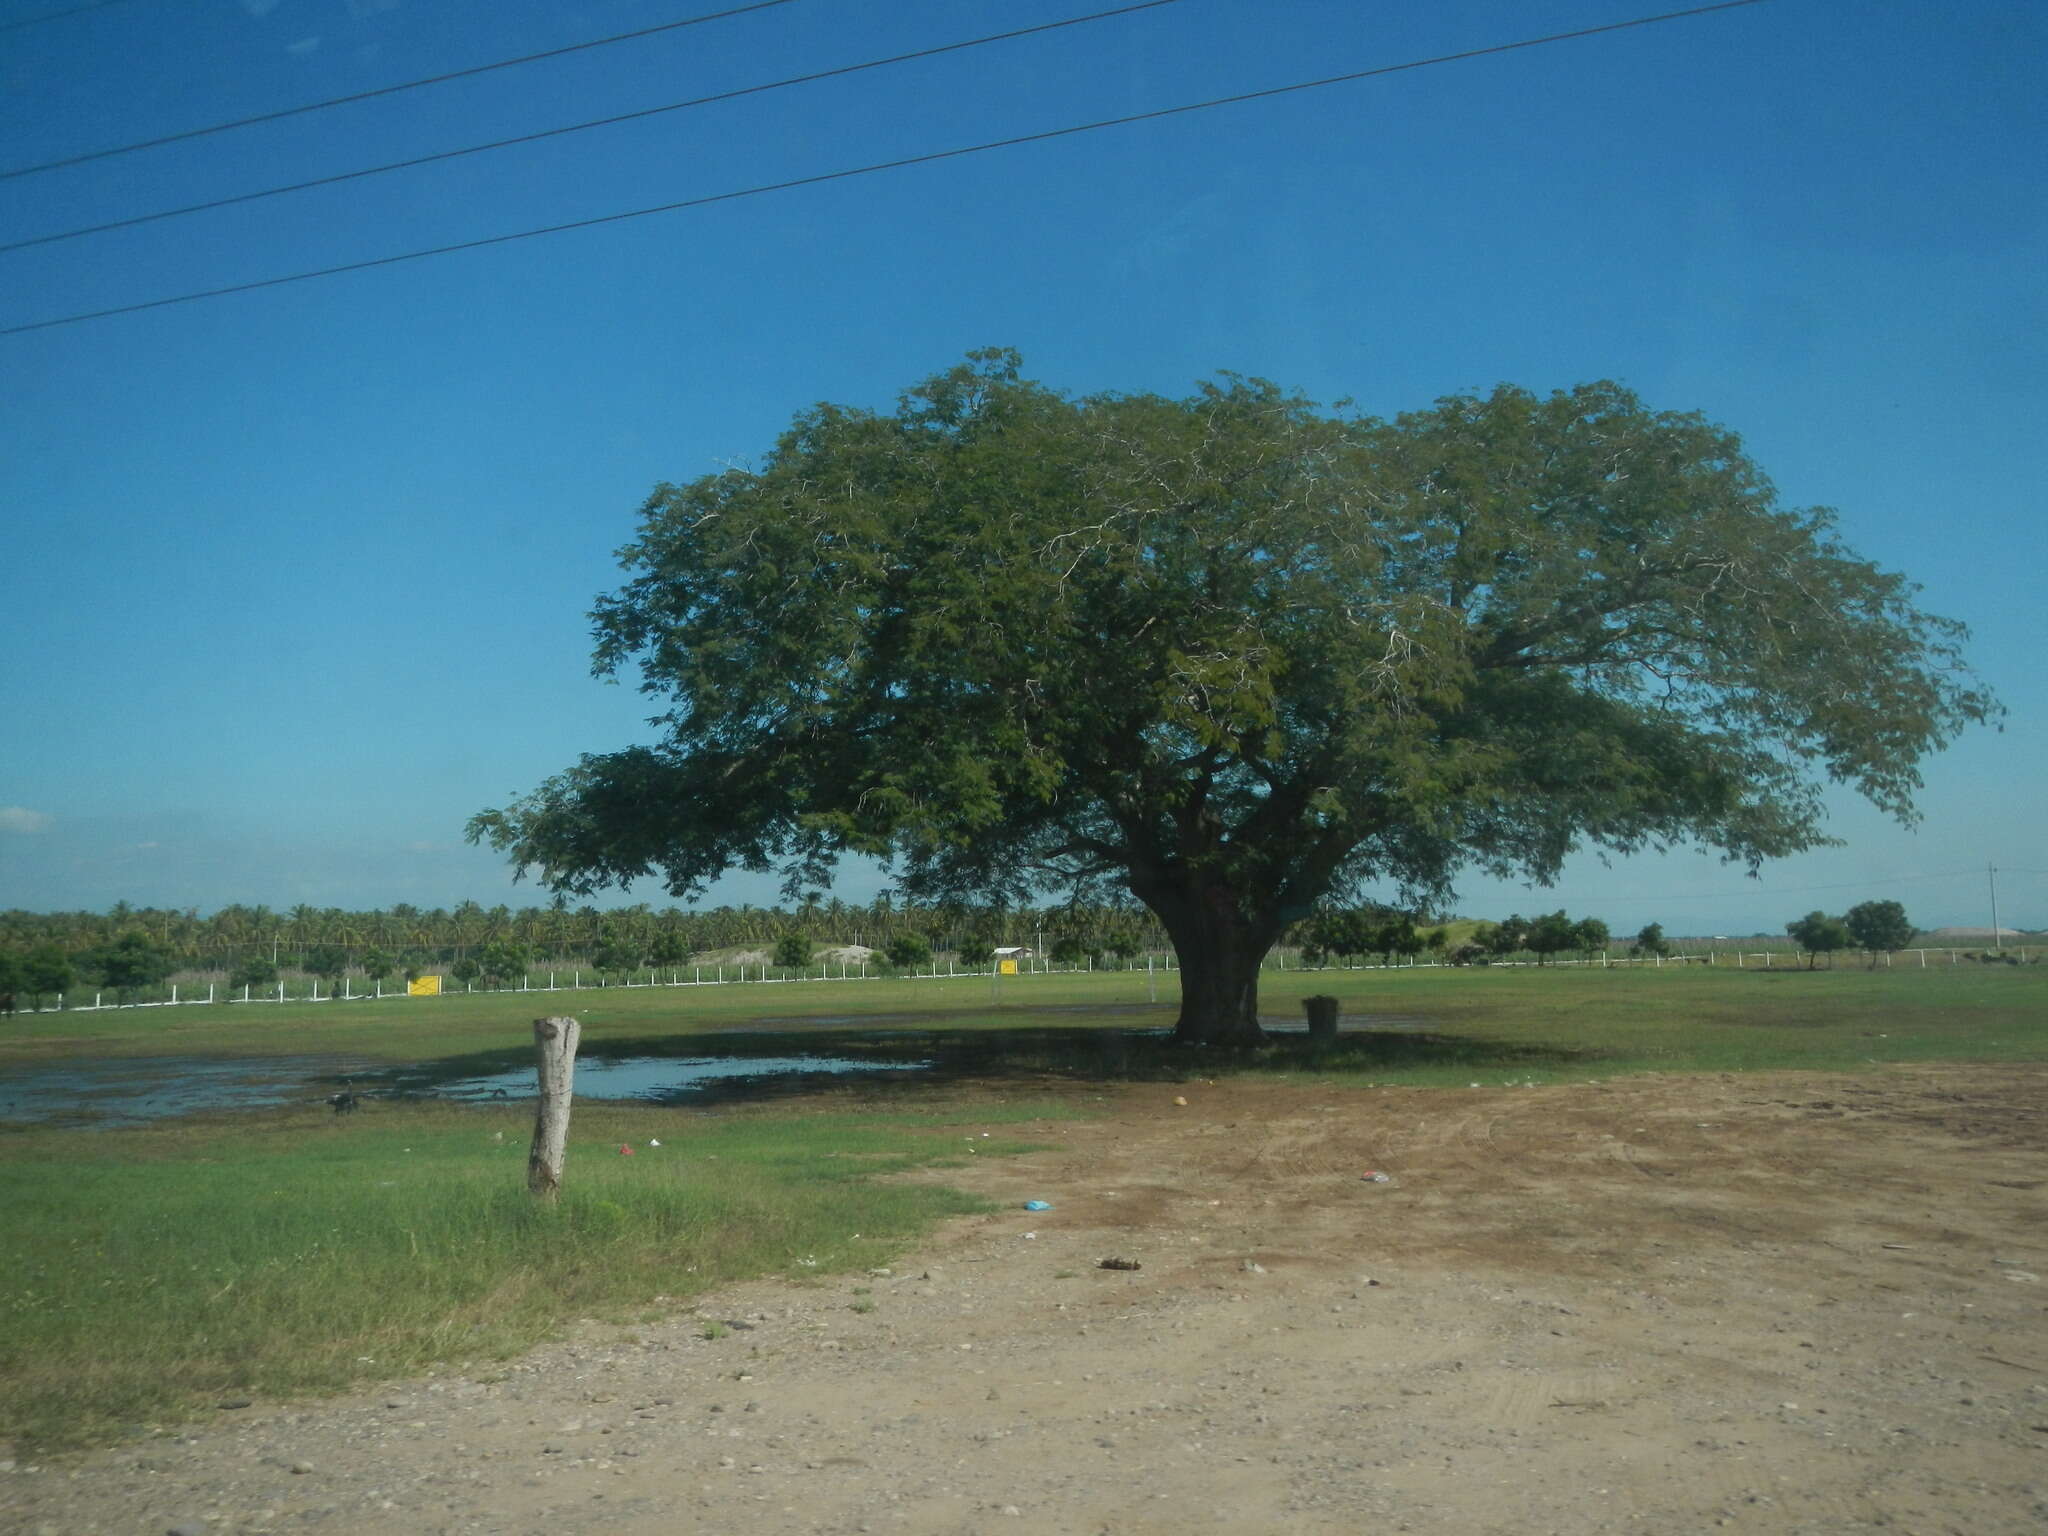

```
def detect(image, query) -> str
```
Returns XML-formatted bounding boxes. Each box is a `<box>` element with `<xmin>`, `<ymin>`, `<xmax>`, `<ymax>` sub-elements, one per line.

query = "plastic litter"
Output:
<box><xmin>1361</xmin><ymin>1171</ymin><xmax>1391</xmax><ymax>1183</ymax></box>
<box><xmin>1023</xmin><ymin>1200</ymin><xmax>1052</xmax><ymax>1211</ymax></box>
<box><xmin>618</xmin><ymin>1144</ymin><xmax>634</xmax><ymax>1156</ymax></box>
<box><xmin>648</xmin><ymin>1138</ymin><xmax>661</xmax><ymax>1147</ymax></box>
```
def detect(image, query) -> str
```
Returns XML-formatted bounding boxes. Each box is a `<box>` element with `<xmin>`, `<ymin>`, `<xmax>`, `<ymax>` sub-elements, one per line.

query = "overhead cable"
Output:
<box><xmin>0</xmin><ymin>0</ymin><xmax>802</xmax><ymax>180</ymax></box>
<box><xmin>0</xmin><ymin>0</ymin><xmax>136</xmax><ymax>34</ymax></box>
<box><xmin>1513</xmin><ymin>867</ymin><xmax>1988</xmax><ymax>906</ymax></box>
<box><xmin>0</xmin><ymin>0</ymin><xmax>1772</xmax><ymax>338</ymax></box>
<box><xmin>0</xmin><ymin>0</ymin><xmax>1187</xmax><ymax>254</ymax></box>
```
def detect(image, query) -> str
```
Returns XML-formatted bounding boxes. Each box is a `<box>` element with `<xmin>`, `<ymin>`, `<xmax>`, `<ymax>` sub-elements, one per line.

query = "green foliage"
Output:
<box><xmin>302</xmin><ymin>944</ymin><xmax>349</xmax><ymax>981</ymax></box>
<box><xmin>473</xmin><ymin>940</ymin><xmax>529</xmax><ymax>987</ymax></box>
<box><xmin>647</xmin><ymin>930</ymin><xmax>694</xmax><ymax>969</ymax></box>
<box><xmin>1634</xmin><ymin>922</ymin><xmax>1672</xmax><ymax>959</ymax></box>
<box><xmin>884</xmin><ymin>933</ymin><xmax>933</xmax><ymax>972</ymax></box>
<box><xmin>448</xmin><ymin>955</ymin><xmax>482</xmax><ymax>986</ymax></box>
<box><xmin>1380</xmin><ymin>916</ymin><xmax>1424</xmax><ymax>963</ymax></box>
<box><xmin>1786</xmin><ymin>910</ymin><xmax>1854</xmax><ymax>968</ymax></box>
<box><xmin>1048</xmin><ymin>934</ymin><xmax>1092</xmax><ymax>966</ymax></box>
<box><xmin>773</xmin><ymin>932</ymin><xmax>813</xmax><ymax>971</ymax></box>
<box><xmin>0</xmin><ymin>948</ymin><xmax>20</xmax><ymax>1008</ymax></box>
<box><xmin>229</xmin><ymin>955</ymin><xmax>278</xmax><ymax>992</ymax></box>
<box><xmin>18</xmin><ymin>943</ymin><xmax>75</xmax><ymax>1006</ymax></box>
<box><xmin>1484</xmin><ymin>916</ymin><xmax>1530</xmax><ymax>958</ymax></box>
<box><xmin>1526</xmin><ymin>910</ymin><xmax>1583</xmax><ymax>964</ymax></box>
<box><xmin>469</xmin><ymin>352</ymin><xmax>1998</xmax><ymax>1044</ymax></box>
<box><xmin>1844</xmin><ymin>900</ymin><xmax>1915</xmax><ymax>958</ymax></box>
<box><xmin>358</xmin><ymin>948</ymin><xmax>396</xmax><ymax>984</ymax></box>
<box><xmin>86</xmin><ymin>931</ymin><xmax>176</xmax><ymax>998</ymax></box>
<box><xmin>1574</xmin><ymin>917</ymin><xmax>1611</xmax><ymax>955</ymax></box>
<box><xmin>956</xmin><ymin>936</ymin><xmax>996</xmax><ymax>968</ymax></box>
<box><xmin>1307</xmin><ymin>907</ymin><xmax>1390</xmax><ymax>963</ymax></box>
<box><xmin>589</xmin><ymin>933</ymin><xmax>642</xmax><ymax>977</ymax></box>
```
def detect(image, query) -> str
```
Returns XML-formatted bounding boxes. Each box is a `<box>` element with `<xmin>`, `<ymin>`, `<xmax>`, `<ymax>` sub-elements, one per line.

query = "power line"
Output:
<box><xmin>0</xmin><ymin>0</ymin><xmax>802</xmax><ymax>181</ymax></box>
<box><xmin>0</xmin><ymin>0</ymin><xmax>136</xmax><ymax>34</ymax></box>
<box><xmin>1</xmin><ymin>0</ymin><xmax>1771</xmax><ymax>339</ymax></box>
<box><xmin>0</xmin><ymin>0</ymin><xmax>1187</xmax><ymax>255</ymax></box>
<box><xmin>1512</xmin><ymin>868</ymin><xmax>1988</xmax><ymax>906</ymax></box>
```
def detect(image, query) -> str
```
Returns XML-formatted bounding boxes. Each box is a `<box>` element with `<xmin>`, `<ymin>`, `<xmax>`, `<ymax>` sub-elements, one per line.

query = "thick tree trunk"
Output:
<box><xmin>528</xmin><ymin>1015</ymin><xmax>581</xmax><ymax>1201</ymax></box>
<box><xmin>1147</xmin><ymin>882</ymin><xmax>1274</xmax><ymax>1047</ymax></box>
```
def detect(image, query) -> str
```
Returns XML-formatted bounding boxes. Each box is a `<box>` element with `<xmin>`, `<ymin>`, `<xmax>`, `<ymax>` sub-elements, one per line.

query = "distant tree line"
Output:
<box><xmin>0</xmin><ymin>896</ymin><xmax>1172</xmax><ymax>977</ymax></box>
<box><xmin>1455</xmin><ymin>911</ymin><xmax>1613</xmax><ymax>967</ymax></box>
<box><xmin>1786</xmin><ymin>901</ymin><xmax>1917</xmax><ymax>968</ymax></box>
<box><xmin>0</xmin><ymin>894</ymin><xmax>1998</xmax><ymax>1008</ymax></box>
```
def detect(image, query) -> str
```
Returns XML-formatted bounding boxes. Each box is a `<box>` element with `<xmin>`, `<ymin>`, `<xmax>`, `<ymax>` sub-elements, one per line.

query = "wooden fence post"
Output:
<box><xmin>528</xmin><ymin>1015</ymin><xmax>581</xmax><ymax>1202</ymax></box>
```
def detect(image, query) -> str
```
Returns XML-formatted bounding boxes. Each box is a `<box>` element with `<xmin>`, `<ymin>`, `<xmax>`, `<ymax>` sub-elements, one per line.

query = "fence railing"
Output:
<box><xmin>19</xmin><ymin>950</ymin><xmax>1185</xmax><ymax>1011</ymax></box>
<box><xmin>15</xmin><ymin>942</ymin><xmax>2033</xmax><ymax>1013</ymax></box>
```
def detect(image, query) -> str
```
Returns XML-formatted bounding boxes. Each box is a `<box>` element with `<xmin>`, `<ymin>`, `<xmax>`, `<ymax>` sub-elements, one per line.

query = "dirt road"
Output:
<box><xmin>6</xmin><ymin>1065</ymin><xmax>2046</xmax><ymax>1535</ymax></box>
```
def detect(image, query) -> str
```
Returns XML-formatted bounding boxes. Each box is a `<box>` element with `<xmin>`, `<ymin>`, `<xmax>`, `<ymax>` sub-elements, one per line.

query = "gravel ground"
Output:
<box><xmin>5</xmin><ymin>1063</ymin><xmax>2046</xmax><ymax>1535</ymax></box>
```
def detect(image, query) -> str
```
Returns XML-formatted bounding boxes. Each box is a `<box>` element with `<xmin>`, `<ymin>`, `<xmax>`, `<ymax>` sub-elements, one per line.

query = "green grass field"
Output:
<box><xmin>5</xmin><ymin>959</ymin><xmax>2042</xmax><ymax>1076</ymax></box>
<box><xmin>0</xmin><ymin>1095</ymin><xmax>1063</xmax><ymax>1450</ymax></box>
<box><xmin>2</xmin><ymin>961</ymin><xmax>2042</xmax><ymax>1450</ymax></box>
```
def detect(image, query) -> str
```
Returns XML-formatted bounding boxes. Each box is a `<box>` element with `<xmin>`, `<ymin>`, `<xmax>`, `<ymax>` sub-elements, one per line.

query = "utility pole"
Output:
<box><xmin>1988</xmin><ymin>861</ymin><xmax>2002</xmax><ymax>951</ymax></box>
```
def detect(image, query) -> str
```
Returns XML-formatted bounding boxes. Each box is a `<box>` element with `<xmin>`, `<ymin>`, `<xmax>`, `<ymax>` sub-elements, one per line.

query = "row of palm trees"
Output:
<box><xmin>0</xmin><ymin>895</ymin><xmax>1176</xmax><ymax>971</ymax></box>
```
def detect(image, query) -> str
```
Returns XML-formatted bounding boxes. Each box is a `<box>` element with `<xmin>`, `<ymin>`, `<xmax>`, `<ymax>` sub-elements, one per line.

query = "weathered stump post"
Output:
<box><xmin>528</xmin><ymin>1015</ymin><xmax>581</xmax><ymax>1201</ymax></box>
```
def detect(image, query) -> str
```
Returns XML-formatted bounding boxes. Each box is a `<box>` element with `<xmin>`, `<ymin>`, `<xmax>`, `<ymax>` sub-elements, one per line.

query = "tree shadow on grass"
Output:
<box><xmin>361</xmin><ymin>1018</ymin><xmax>1599</xmax><ymax>1108</ymax></box>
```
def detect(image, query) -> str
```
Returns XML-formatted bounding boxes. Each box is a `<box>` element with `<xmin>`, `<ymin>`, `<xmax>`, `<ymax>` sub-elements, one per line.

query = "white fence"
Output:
<box><xmin>29</xmin><ymin>950</ymin><xmax>1183</xmax><ymax>1012</ymax></box>
<box><xmin>19</xmin><ymin>942</ymin><xmax>2035</xmax><ymax>1013</ymax></box>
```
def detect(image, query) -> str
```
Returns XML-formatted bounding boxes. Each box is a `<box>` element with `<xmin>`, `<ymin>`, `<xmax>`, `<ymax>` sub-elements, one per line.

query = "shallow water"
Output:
<box><xmin>0</xmin><ymin>1052</ymin><xmax>929</xmax><ymax>1126</ymax></box>
<box><xmin>409</xmin><ymin>1054</ymin><xmax>929</xmax><ymax>1105</ymax></box>
<box><xmin>0</xmin><ymin>1056</ymin><xmax>368</xmax><ymax>1125</ymax></box>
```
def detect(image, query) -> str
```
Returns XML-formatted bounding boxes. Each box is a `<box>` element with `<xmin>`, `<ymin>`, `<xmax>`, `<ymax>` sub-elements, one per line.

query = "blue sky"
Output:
<box><xmin>2</xmin><ymin>0</ymin><xmax>2042</xmax><ymax>937</ymax></box>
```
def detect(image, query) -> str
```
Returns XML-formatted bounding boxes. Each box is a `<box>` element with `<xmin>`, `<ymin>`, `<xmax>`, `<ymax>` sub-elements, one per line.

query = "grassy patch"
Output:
<box><xmin>0</xmin><ymin>1096</ymin><xmax>1056</xmax><ymax>1450</ymax></box>
<box><xmin>4</xmin><ymin>961</ymin><xmax>2041</xmax><ymax>1448</ymax></box>
<box><xmin>1239</xmin><ymin>964</ymin><xmax>2048</xmax><ymax>1083</ymax></box>
<box><xmin>679</xmin><ymin>966</ymin><xmax>2044</xmax><ymax>1089</ymax></box>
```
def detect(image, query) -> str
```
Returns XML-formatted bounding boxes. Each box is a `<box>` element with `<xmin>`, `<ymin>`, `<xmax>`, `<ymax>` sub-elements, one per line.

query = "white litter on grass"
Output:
<box><xmin>649</xmin><ymin>1138</ymin><xmax>661</xmax><ymax>1147</ymax></box>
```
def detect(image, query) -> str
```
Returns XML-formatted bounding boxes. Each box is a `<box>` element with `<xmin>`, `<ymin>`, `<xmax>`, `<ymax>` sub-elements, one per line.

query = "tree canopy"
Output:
<box><xmin>469</xmin><ymin>350</ymin><xmax>1996</xmax><ymax>1043</ymax></box>
<box><xmin>1844</xmin><ymin>899</ymin><xmax>1916</xmax><ymax>963</ymax></box>
<box><xmin>1787</xmin><ymin>910</ymin><xmax>1854</xmax><ymax>968</ymax></box>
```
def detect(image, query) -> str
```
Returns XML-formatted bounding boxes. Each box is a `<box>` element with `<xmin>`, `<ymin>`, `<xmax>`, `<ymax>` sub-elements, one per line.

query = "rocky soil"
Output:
<box><xmin>5</xmin><ymin>1064</ymin><xmax>2046</xmax><ymax>1535</ymax></box>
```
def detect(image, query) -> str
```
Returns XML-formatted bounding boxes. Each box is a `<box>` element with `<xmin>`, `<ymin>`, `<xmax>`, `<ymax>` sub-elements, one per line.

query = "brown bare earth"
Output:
<box><xmin>6</xmin><ymin>1065</ymin><xmax>2047</xmax><ymax>1535</ymax></box>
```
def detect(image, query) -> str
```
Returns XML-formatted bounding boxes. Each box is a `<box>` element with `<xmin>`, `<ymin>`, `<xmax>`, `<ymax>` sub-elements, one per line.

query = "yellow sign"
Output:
<box><xmin>408</xmin><ymin>975</ymin><xmax>442</xmax><ymax>996</ymax></box>
<box><xmin>997</xmin><ymin>959</ymin><xmax>1018</xmax><ymax>975</ymax></box>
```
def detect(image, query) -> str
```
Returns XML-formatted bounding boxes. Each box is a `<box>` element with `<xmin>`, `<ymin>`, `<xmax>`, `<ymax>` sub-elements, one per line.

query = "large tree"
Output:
<box><xmin>468</xmin><ymin>351</ymin><xmax>1996</xmax><ymax>1044</ymax></box>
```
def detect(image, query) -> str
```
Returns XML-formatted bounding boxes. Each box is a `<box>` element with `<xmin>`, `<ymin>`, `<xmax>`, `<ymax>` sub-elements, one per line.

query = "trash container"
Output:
<box><xmin>1303</xmin><ymin>994</ymin><xmax>1340</xmax><ymax>1040</ymax></box>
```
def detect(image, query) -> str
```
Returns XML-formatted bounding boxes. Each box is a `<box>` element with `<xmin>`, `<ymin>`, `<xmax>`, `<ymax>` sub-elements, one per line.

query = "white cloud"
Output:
<box><xmin>286</xmin><ymin>35</ymin><xmax>322</xmax><ymax>56</ymax></box>
<box><xmin>239</xmin><ymin>0</ymin><xmax>284</xmax><ymax>17</ymax></box>
<box><xmin>0</xmin><ymin>806</ymin><xmax>52</xmax><ymax>834</ymax></box>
